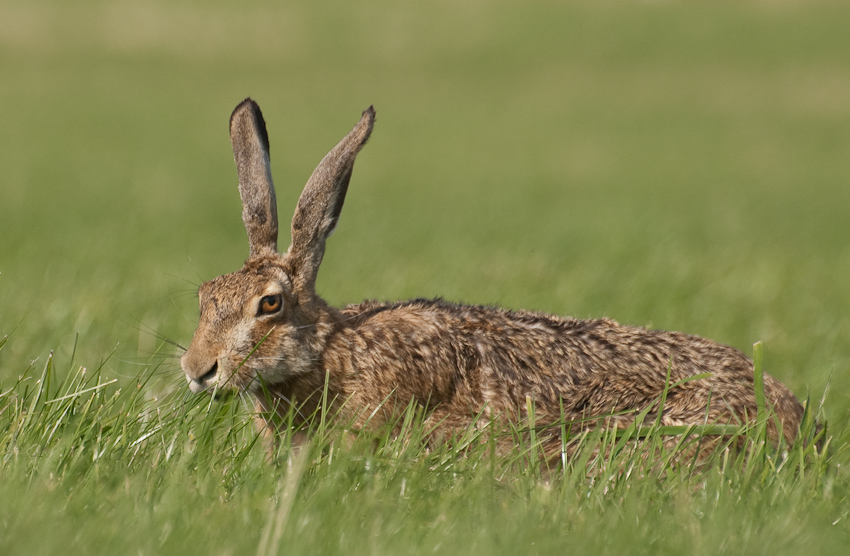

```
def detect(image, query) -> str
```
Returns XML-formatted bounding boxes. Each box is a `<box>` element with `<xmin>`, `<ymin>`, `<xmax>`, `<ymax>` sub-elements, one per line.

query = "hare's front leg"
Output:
<box><xmin>252</xmin><ymin>400</ymin><xmax>310</xmax><ymax>464</ymax></box>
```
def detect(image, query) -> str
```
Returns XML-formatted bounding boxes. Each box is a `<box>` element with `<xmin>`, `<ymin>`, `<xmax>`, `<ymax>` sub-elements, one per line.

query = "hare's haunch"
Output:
<box><xmin>181</xmin><ymin>99</ymin><xmax>803</xmax><ymax>457</ymax></box>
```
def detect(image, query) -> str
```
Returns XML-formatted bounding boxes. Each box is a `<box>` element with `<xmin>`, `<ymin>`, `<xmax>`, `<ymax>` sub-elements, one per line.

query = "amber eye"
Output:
<box><xmin>258</xmin><ymin>295</ymin><xmax>282</xmax><ymax>315</ymax></box>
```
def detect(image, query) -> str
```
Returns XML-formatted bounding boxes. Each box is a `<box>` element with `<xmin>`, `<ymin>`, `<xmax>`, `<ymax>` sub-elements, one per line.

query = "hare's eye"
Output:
<box><xmin>258</xmin><ymin>295</ymin><xmax>282</xmax><ymax>315</ymax></box>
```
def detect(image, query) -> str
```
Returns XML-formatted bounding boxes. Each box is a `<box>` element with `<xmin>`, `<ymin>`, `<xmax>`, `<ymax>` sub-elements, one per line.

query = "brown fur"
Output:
<box><xmin>181</xmin><ymin>99</ymin><xmax>804</xmax><ymax>461</ymax></box>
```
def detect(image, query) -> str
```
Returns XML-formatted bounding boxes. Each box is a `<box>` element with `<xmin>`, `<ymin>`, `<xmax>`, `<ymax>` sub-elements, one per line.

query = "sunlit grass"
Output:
<box><xmin>0</xmin><ymin>334</ymin><xmax>841</xmax><ymax>555</ymax></box>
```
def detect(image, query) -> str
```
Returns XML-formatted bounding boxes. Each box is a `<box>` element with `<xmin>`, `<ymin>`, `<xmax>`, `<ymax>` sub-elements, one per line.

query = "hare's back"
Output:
<box><xmin>335</xmin><ymin>298</ymin><xmax>802</xmax><ymax>440</ymax></box>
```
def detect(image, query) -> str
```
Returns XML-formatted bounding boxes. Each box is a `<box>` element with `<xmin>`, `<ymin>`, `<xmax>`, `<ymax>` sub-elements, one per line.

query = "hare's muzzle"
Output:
<box><xmin>181</xmin><ymin>351</ymin><xmax>220</xmax><ymax>394</ymax></box>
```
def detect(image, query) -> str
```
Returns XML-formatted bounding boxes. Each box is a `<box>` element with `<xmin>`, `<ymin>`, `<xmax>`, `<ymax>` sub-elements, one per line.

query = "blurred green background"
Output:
<box><xmin>2</xmin><ymin>0</ymin><xmax>849</xmax><ymax>422</ymax></box>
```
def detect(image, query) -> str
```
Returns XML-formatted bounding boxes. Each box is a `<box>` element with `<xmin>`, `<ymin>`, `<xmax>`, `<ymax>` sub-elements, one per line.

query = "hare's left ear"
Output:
<box><xmin>230</xmin><ymin>98</ymin><xmax>279</xmax><ymax>258</ymax></box>
<box><xmin>287</xmin><ymin>106</ymin><xmax>375</xmax><ymax>292</ymax></box>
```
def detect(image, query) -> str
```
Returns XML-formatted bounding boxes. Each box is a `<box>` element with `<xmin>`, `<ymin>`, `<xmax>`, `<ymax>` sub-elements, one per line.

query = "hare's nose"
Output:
<box><xmin>187</xmin><ymin>360</ymin><xmax>219</xmax><ymax>393</ymax></box>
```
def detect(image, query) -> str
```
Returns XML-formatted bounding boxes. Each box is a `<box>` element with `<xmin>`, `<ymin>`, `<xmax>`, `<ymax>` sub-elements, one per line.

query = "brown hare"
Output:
<box><xmin>181</xmin><ymin>98</ymin><xmax>804</xmax><ymax>460</ymax></box>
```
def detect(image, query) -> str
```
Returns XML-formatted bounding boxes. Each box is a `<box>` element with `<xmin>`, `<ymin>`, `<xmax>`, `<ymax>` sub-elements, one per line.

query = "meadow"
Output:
<box><xmin>2</xmin><ymin>0</ymin><xmax>850</xmax><ymax>553</ymax></box>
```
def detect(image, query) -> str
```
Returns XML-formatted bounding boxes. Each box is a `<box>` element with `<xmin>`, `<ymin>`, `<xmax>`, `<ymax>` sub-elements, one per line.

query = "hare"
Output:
<box><xmin>181</xmin><ymin>98</ymin><xmax>804</xmax><ymax>460</ymax></box>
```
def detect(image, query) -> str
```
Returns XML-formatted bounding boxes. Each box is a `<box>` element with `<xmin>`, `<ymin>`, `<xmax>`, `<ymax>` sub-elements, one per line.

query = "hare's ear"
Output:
<box><xmin>230</xmin><ymin>98</ymin><xmax>279</xmax><ymax>258</ymax></box>
<box><xmin>287</xmin><ymin>106</ymin><xmax>375</xmax><ymax>292</ymax></box>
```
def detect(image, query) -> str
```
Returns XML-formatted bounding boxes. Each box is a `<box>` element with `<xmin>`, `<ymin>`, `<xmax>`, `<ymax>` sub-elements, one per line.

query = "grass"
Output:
<box><xmin>2</xmin><ymin>0</ymin><xmax>850</xmax><ymax>553</ymax></box>
<box><xmin>0</xmin><ymin>338</ymin><xmax>841</xmax><ymax>555</ymax></box>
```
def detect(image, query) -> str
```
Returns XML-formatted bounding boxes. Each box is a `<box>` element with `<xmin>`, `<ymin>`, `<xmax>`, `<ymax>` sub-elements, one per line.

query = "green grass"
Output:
<box><xmin>0</xmin><ymin>340</ymin><xmax>840</xmax><ymax>554</ymax></box>
<box><xmin>3</xmin><ymin>0</ymin><xmax>850</xmax><ymax>553</ymax></box>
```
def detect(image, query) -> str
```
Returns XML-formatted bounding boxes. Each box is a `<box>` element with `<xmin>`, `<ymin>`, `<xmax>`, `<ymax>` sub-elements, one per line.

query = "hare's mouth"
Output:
<box><xmin>200</xmin><ymin>361</ymin><xmax>219</xmax><ymax>383</ymax></box>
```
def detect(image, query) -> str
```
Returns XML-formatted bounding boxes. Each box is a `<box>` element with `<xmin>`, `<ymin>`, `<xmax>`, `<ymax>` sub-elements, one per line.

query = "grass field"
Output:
<box><xmin>2</xmin><ymin>0</ymin><xmax>850</xmax><ymax>553</ymax></box>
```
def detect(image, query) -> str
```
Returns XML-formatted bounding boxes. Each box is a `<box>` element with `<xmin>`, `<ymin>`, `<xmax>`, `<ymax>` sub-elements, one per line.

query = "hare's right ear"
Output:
<box><xmin>286</xmin><ymin>106</ymin><xmax>375</xmax><ymax>293</ymax></box>
<box><xmin>230</xmin><ymin>98</ymin><xmax>279</xmax><ymax>258</ymax></box>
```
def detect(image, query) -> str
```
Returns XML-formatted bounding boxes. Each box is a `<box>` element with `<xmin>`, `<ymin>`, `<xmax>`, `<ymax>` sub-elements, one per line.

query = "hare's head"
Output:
<box><xmin>181</xmin><ymin>99</ymin><xmax>374</xmax><ymax>394</ymax></box>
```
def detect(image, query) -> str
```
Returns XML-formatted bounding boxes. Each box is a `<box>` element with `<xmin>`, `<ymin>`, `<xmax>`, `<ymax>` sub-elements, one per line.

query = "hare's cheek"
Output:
<box><xmin>230</xmin><ymin>319</ymin><xmax>257</xmax><ymax>352</ymax></box>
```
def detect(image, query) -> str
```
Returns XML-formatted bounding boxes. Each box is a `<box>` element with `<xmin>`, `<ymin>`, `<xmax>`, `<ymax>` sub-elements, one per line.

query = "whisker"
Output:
<box><xmin>183</xmin><ymin>251</ymin><xmax>208</xmax><ymax>286</ymax></box>
<box><xmin>162</xmin><ymin>271</ymin><xmax>201</xmax><ymax>290</ymax></box>
<box><xmin>125</xmin><ymin>319</ymin><xmax>188</xmax><ymax>352</ymax></box>
<box><xmin>155</xmin><ymin>289</ymin><xmax>198</xmax><ymax>303</ymax></box>
<box><xmin>171</xmin><ymin>295</ymin><xmax>198</xmax><ymax>326</ymax></box>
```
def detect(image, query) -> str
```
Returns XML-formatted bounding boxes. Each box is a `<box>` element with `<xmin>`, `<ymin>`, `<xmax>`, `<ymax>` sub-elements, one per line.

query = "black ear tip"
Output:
<box><xmin>230</xmin><ymin>97</ymin><xmax>258</xmax><ymax>121</ymax></box>
<box><xmin>230</xmin><ymin>97</ymin><xmax>270</xmax><ymax>154</ymax></box>
<box><xmin>358</xmin><ymin>106</ymin><xmax>376</xmax><ymax>144</ymax></box>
